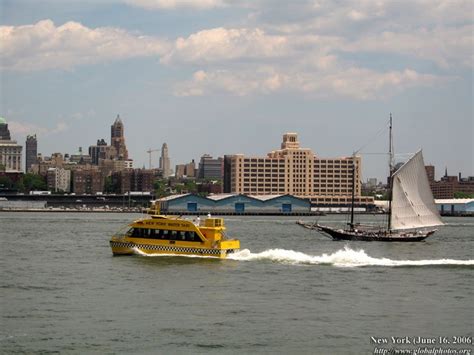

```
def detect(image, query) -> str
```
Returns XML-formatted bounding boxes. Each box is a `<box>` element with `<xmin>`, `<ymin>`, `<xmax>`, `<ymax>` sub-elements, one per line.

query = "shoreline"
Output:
<box><xmin>0</xmin><ymin>209</ymin><xmax>472</xmax><ymax>217</ymax></box>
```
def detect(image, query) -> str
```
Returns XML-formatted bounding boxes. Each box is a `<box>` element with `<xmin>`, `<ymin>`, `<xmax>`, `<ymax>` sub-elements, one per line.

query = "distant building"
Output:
<box><xmin>47</xmin><ymin>167</ymin><xmax>71</xmax><ymax>192</ymax></box>
<box><xmin>25</xmin><ymin>134</ymin><xmax>38</xmax><ymax>173</ymax></box>
<box><xmin>224</xmin><ymin>133</ymin><xmax>373</xmax><ymax>206</ymax></box>
<box><xmin>198</xmin><ymin>154</ymin><xmax>223</xmax><ymax>180</ymax></box>
<box><xmin>428</xmin><ymin>166</ymin><xmax>474</xmax><ymax>199</ymax></box>
<box><xmin>175</xmin><ymin>164</ymin><xmax>186</xmax><ymax>179</ymax></box>
<box><xmin>112</xmin><ymin>168</ymin><xmax>154</xmax><ymax>193</ymax></box>
<box><xmin>0</xmin><ymin>117</ymin><xmax>23</xmax><ymax>172</ymax></box>
<box><xmin>425</xmin><ymin>165</ymin><xmax>435</xmax><ymax>183</ymax></box>
<box><xmin>110</xmin><ymin>115</ymin><xmax>128</xmax><ymax>160</ymax></box>
<box><xmin>175</xmin><ymin>159</ymin><xmax>196</xmax><ymax>179</ymax></box>
<box><xmin>72</xmin><ymin>167</ymin><xmax>103</xmax><ymax>194</ymax></box>
<box><xmin>31</xmin><ymin>153</ymin><xmax>66</xmax><ymax>176</ymax></box>
<box><xmin>160</xmin><ymin>143</ymin><xmax>171</xmax><ymax>178</ymax></box>
<box><xmin>197</xmin><ymin>181</ymin><xmax>223</xmax><ymax>194</ymax></box>
<box><xmin>89</xmin><ymin>139</ymin><xmax>109</xmax><ymax>165</ymax></box>
<box><xmin>69</xmin><ymin>147</ymin><xmax>92</xmax><ymax>165</ymax></box>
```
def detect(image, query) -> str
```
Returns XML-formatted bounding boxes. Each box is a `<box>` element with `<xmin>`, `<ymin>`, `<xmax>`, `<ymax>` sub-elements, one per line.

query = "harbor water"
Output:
<box><xmin>1</xmin><ymin>212</ymin><xmax>473</xmax><ymax>354</ymax></box>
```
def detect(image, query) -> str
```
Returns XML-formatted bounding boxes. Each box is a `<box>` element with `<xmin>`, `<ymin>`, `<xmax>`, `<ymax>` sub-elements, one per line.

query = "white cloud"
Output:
<box><xmin>124</xmin><ymin>0</ymin><xmax>224</xmax><ymax>9</ymax></box>
<box><xmin>344</xmin><ymin>25</ymin><xmax>473</xmax><ymax>68</ymax></box>
<box><xmin>0</xmin><ymin>19</ymin><xmax>169</xmax><ymax>71</ymax></box>
<box><xmin>161</xmin><ymin>27</ymin><xmax>288</xmax><ymax>64</ymax></box>
<box><xmin>8</xmin><ymin>121</ymin><xmax>69</xmax><ymax>136</ymax></box>
<box><xmin>174</xmin><ymin>66</ymin><xmax>442</xmax><ymax>99</ymax></box>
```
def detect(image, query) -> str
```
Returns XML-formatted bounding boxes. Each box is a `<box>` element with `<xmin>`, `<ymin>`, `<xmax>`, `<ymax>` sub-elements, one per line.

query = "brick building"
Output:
<box><xmin>112</xmin><ymin>169</ymin><xmax>154</xmax><ymax>194</ymax></box>
<box><xmin>72</xmin><ymin>167</ymin><xmax>103</xmax><ymax>194</ymax></box>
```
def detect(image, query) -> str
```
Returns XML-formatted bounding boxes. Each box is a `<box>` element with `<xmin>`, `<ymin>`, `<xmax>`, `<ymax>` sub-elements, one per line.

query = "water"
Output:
<box><xmin>1</xmin><ymin>212</ymin><xmax>473</xmax><ymax>354</ymax></box>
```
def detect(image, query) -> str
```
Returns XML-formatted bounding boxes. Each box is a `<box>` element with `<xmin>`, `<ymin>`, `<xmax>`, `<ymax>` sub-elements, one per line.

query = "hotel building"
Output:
<box><xmin>224</xmin><ymin>133</ymin><xmax>373</xmax><ymax>206</ymax></box>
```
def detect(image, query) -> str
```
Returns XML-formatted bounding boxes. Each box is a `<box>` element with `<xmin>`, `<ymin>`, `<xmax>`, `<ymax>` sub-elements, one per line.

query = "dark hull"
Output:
<box><xmin>316</xmin><ymin>225</ymin><xmax>435</xmax><ymax>242</ymax></box>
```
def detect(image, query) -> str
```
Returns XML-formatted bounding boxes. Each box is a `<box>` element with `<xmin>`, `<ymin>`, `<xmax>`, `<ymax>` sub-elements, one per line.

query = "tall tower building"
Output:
<box><xmin>110</xmin><ymin>114</ymin><xmax>128</xmax><ymax>160</ymax></box>
<box><xmin>159</xmin><ymin>143</ymin><xmax>171</xmax><ymax>178</ymax></box>
<box><xmin>25</xmin><ymin>134</ymin><xmax>38</xmax><ymax>172</ymax></box>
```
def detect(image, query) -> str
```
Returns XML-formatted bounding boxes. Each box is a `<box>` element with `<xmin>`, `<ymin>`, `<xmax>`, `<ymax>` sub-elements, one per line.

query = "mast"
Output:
<box><xmin>387</xmin><ymin>114</ymin><xmax>393</xmax><ymax>231</ymax></box>
<box><xmin>350</xmin><ymin>155</ymin><xmax>356</xmax><ymax>230</ymax></box>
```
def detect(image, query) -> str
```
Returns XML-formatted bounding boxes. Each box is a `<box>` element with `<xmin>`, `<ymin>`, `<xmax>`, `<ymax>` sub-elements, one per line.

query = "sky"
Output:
<box><xmin>1</xmin><ymin>0</ymin><xmax>473</xmax><ymax>181</ymax></box>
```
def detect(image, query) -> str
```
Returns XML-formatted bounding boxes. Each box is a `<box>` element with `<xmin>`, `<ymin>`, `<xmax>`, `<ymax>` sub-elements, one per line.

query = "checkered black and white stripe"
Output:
<box><xmin>110</xmin><ymin>241</ymin><xmax>233</xmax><ymax>255</ymax></box>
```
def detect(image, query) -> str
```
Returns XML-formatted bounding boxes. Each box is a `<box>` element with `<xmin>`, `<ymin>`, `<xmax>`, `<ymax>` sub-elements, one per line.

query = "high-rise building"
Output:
<box><xmin>89</xmin><ymin>139</ymin><xmax>109</xmax><ymax>165</ymax></box>
<box><xmin>224</xmin><ymin>133</ymin><xmax>373</xmax><ymax>205</ymax></box>
<box><xmin>110</xmin><ymin>115</ymin><xmax>128</xmax><ymax>160</ymax></box>
<box><xmin>25</xmin><ymin>134</ymin><xmax>38</xmax><ymax>173</ymax></box>
<box><xmin>198</xmin><ymin>155</ymin><xmax>223</xmax><ymax>180</ymax></box>
<box><xmin>159</xmin><ymin>143</ymin><xmax>171</xmax><ymax>178</ymax></box>
<box><xmin>0</xmin><ymin>117</ymin><xmax>23</xmax><ymax>172</ymax></box>
<box><xmin>47</xmin><ymin>167</ymin><xmax>71</xmax><ymax>192</ymax></box>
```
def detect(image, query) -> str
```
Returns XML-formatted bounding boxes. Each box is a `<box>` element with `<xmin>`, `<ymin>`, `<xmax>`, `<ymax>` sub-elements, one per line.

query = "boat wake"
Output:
<box><xmin>131</xmin><ymin>246</ymin><xmax>473</xmax><ymax>268</ymax></box>
<box><xmin>228</xmin><ymin>246</ymin><xmax>474</xmax><ymax>268</ymax></box>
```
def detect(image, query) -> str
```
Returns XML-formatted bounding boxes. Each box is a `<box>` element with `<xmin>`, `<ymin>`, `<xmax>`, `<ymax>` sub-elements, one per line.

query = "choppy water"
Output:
<box><xmin>1</xmin><ymin>213</ymin><xmax>473</xmax><ymax>354</ymax></box>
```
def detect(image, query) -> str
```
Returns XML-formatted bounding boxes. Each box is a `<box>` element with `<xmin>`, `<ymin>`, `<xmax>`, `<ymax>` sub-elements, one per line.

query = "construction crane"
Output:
<box><xmin>146</xmin><ymin>148</ymin><xmax>160</xmax><ymax>169</ymax></box>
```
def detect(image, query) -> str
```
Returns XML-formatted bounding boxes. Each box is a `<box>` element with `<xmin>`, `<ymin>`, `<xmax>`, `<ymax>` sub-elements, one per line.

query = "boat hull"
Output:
<box><xmin>316</xmin><ymin>225</ymin><xmax>435</xmax><ymax>242</ymax></box>
<box><xmin>110</xmin><ymin>240</ymin><xmax>238</xmax><ymax>258</ymax></box>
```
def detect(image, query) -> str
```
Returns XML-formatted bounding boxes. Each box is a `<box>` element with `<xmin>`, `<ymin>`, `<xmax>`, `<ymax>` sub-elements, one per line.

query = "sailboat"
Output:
<box><xmin>316</xmin><ymin>115</ymin><xmax>444</xmax><ymax>242</ymax></box>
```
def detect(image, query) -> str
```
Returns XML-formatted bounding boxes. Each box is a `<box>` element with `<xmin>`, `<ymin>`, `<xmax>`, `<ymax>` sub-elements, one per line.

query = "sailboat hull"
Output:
<box><xmin>316</xmin><ymin>225</ymin><xmax>435</xmax><ymax>242</ymax></box>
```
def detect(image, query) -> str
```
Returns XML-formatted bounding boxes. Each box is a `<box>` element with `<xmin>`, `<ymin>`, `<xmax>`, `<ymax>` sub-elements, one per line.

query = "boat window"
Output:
<box><xmin>130</xmin><ymin>228</ymin><xmax>202</xmax><ymax>242</ymax></box>
<box><xmin>131</xmin><ymin>228</ymin><xmax>145</xmax><ymax>238</ymax></box>
<box><xmin>169</xmin><ymin>230</ymin><xmax>178</xmax><ymax>240</ymax></box>
<box><xmin>190</xmin><ymin>231</ymin><xmax>202</xmax><ymax>242</ymax></box>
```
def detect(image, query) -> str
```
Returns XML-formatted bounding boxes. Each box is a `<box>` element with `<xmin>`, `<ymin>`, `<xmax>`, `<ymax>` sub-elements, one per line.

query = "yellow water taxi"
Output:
<box><xmin>110</xmin><ymin>203</ymin><xmax>240</xmax><ymax>258</ymax></box>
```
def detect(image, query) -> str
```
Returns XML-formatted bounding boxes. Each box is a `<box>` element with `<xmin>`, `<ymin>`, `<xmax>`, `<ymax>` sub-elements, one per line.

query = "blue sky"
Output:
<box><xmin>1</xmin><ymin>0</ymin><xmax>472</xmax><ymax>180</ymax></box>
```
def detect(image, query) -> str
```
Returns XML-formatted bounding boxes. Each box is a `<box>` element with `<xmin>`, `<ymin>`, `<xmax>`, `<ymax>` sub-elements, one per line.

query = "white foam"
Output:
<box><xmin>131</xmin><ymin>247</ymin><xmax>218</xmax><ymax>259</ymax></box>
<box><xmin>227</xmin><ymin>246</ymin><xmax>474</xmax><ymax>268</ymax></box>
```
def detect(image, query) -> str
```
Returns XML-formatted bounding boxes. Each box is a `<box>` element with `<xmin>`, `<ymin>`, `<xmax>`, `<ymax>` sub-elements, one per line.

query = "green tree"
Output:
<box><xmin>154</xmin><ymin>178</ymin><xmax>168</xmax><ymax>198</ymax></box>
<box><xmin>20</xmin><ymin>173</ymin><xmax>47</xmax><ymax>192</ymax></box>
<box><xmin>104</xmin><ymin>176</ymin><xmax>116</xmax><ymax>193</ymax></box>
<box><xmin>454</xmin><ymin>191</ymin><xmax>474</xmax><ymax>199</ymax></box>
<box><xmin>0</xmin><ymin>176</ymin><xmax>13</xmax><ymax>189</ymax></box>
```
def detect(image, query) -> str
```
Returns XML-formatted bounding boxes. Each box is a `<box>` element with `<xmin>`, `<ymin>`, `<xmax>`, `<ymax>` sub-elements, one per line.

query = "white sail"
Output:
<box><xmin>390</xmin><ymin>150</ymin><xmax>443</xmax><ymax>230</ymax></box>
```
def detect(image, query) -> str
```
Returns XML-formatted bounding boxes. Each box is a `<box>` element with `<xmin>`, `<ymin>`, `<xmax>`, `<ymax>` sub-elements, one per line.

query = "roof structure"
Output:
<box><xmin>157</xmin><ymin>193</ymin><xmax>309</xmax><ymax>203</ymax></box>
<box><xmin>206</xmin><ymin>194</ymin><xmax>238</xmax><ymax>201</ymax></box>
<box><xmin>435</xmin><ymin>199</ymin><xmax>474</xmax><ymax>205</ymax></box>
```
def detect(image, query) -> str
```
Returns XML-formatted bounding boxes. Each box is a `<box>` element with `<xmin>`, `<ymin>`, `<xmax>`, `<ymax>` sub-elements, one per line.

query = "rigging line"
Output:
<box><xmin>353</xmin><ymin>119</ymin><xmax>390</xmax><ymax>156</ymax></box>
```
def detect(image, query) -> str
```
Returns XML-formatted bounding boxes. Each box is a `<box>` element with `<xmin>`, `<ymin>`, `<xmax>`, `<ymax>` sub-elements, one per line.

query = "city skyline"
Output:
<box><xmin>1</xmin><ymin>1</ymin><xmax>472</xmax><ymax>181</ymax></box>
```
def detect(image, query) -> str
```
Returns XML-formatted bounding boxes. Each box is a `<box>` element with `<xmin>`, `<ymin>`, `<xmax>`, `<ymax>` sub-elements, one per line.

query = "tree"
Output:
<box><xmin>0</xmin><ymin>176</ymin><xmax>13</xmax><ymax>189</ymax></box>
<box><xmin>154</xmin><ymin>178</ymin><xmax>168</xmax><ymax>198</ymax></box>
<box><xmin>20</xmin><ymin>173</ymin><xmax>47</xmax><ymax>192</ymax></box>
<box><xmin>104</xmin><ymin>176</ymin><xmax>116</xmax><ymax>193</ymax></box>
<box><xmin>454</xmin><ymin>191</ymin><xmax>474</xmax><ymax>199</ymax></box>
